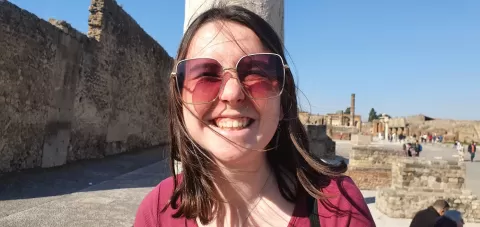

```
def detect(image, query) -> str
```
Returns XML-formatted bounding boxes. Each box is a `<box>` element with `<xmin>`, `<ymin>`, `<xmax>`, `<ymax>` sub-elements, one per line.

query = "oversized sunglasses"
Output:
<box><xmin>170</xmin><ymin>53</ymin><xmax>289</xmax><ymax>105</ymax></box>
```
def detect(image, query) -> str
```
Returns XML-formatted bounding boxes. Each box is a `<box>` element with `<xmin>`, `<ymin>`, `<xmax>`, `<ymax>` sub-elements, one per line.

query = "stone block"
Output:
<box><xmin>350</xmin><ymin>134</ymin><xmax>372</xmax><ymax>145</ymax></box>
<box><xmin>305</xmin><ymin>125</ymin><xmax>336</xmax><ymax>159</ymax></box>
<box><xmin>377</xmin><ymin>157</ymin><xmax>477</xmax><ymax>222</ymax></box>
<box><xmin>349</xmin><ymin>145</ymin><xmax>403</xmax><ymax>170</ymax></box>
<box><xmin>391</xmin><ymin>158</ymin><xmax>466</xmax><ymax>191</ymax></box>
<box><xmin>377</xmin><ymin>188</ymin><xmax>480</xmax><ymax>223</ymax></box>
<box><xmin>346</xmin><ymin>168</ymin><xmax>391</xmax><ymax>190</ymax></box>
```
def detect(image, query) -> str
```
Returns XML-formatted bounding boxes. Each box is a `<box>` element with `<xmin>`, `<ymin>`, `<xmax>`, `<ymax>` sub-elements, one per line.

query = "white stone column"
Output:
<box><xmin>384</xmin><ymin>123</ymin><xmax>389</xmax><ymax>141</ymax></box>
<box><xmin>383</xmin><ymin>117</ymin><xmax>390</xmax><ymax>141</ymax></box>
<box><xmin>184</xmin><ymin>0</ymin><xmax>285</xmax><ymax>42</ymax></box>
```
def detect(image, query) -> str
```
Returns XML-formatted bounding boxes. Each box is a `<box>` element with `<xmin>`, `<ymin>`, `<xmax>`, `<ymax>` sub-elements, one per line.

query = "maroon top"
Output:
<box><xmin>134</xmin><ymin>175</ymin><xmax>375</xmax><ymax>227</ymax></box>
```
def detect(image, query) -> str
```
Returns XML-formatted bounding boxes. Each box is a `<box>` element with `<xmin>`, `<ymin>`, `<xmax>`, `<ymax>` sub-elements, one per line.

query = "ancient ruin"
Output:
<box><xmin>347</xmin><ymin>145</ymin><xmax>403</xmax><ymax>190</ymax></box>
<box><xmin>305</xmin><ymin>125</ymin><xmax>336</xmax><ymax>160</ymax></box>
<box><xmin>377</xmin><ymin>158</ymin><xmax>480</xmax><ymax>222</ymax></box>
<box><xmin>299</xmin><ymin>94</ymin><xmax>362</xmax><ymax>140</ymax></box>
<box><xmin>300</xmin><ymin>94</ymin><xmax>361</xmax><ymax>127</ymax></box>
<box><xmin>365</xmin><ymin>114</ymin><xmax>480</xmax><ymax>143</ymax></box>
<box><xmin>0</xmin><ymin>0</ymin><xmax>173</xmax><ymax>173</ymax></box>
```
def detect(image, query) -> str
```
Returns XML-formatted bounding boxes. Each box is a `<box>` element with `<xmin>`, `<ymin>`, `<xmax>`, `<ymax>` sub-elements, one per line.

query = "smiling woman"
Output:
<box><xmin>134</xmin><ymin>4</ymin><xmax>375</xmax><ymax>227</ymax></box>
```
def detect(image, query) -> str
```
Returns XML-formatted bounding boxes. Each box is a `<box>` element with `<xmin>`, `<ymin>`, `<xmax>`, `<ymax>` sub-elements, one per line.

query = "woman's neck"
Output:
<box><xmin>213</xmin><ymin>152</ymin><xmax>273</xmax><ymax>203</ymax></box>
<box><xmin>198</xmin><ymin>153</ymin><xmax>296</xmax><ymax>227</ymax></box>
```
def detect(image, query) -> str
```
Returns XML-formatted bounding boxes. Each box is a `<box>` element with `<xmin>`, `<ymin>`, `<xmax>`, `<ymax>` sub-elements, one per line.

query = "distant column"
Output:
<box><xmin>350</xmin><ymin>93</ymin><xmax>355</xmax><ymax>127</ymax></box>
<box><xmin>184</xmin><ymin>0</ymin><xmax>284</xmax><ymax>42</ymax></box>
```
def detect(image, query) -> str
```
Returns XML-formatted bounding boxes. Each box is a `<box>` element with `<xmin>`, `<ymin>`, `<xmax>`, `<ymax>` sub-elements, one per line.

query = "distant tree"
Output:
<box><xmin>368</xmin><ymin>108</ymin><xmax>378</xmax><ymax>122</ymax></box>
<box><xmin>344</xmin><ymin>107</ymin><xmax>351</xmax><ymax>114</ymax></box>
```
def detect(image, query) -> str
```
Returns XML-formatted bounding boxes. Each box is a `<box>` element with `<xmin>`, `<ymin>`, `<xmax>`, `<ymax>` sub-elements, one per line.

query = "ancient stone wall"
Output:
<box><xmin>347</xmin><ymin>145</ymin><xmax>403</xmax><ymax>189</ymax></box>
<box><xmin>349</xmin><ymin>145</ymin><xmax>403</xmax><ymax>170</ymax></box>
<box><xmin>299</xmin><ymin>112</ymin><xmax>324</xmax><ymax>125</ymax></box>
<box><xmin>391</xmin><ymin>159</ymin><xmax>465</xmax><ymax>191</ymax></box>
<box><xmin>328</xmin><ymin>126</ymin><xmax>359</xmax><ymax>140</ymax></box>
<box><xmin>377</xmin><ymin>158</ymin><xmax>480</xmax><ymax>222</ymax></box>
<box><xmin>305</xmin><ymin>125</ymin><xmax>335</xmax><ymax>160</ymax></box>
<box><xmin>350</xmin><ymin>134</ymin><xmax>371</xmax><ymax>145</ymax></box>
<box><xmin>406</xmin><ymin>117</ymin><xmax>480</xmax><ymax>143</ymax></box>
<box><xmin>0</xmin><ymin>0</ymin><xmax>173</xmax><ymax>173</ymax></box>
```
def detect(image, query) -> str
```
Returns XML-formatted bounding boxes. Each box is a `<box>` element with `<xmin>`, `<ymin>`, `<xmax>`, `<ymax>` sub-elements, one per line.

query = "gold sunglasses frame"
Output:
<box><xmin>170</xmin><ymin>53</ymin><xmax>290</xmax><ymax>105</ymax></box>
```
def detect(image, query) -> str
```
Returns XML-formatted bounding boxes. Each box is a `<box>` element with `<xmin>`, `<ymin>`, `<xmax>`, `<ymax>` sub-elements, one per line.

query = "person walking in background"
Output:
<box><xmin>409</xmin><ymin>200</ymin><xmax>450</xmax><ymax>227</ymax></box>
<box><xmin>468</xmin><ymin>141</ymin><xmax>477</xmax><ymax>162</ymax></box>
<box><xmin>414</xmin><ymin>140</ymin><xmax>422</xmax><ymax>157</ymax></box>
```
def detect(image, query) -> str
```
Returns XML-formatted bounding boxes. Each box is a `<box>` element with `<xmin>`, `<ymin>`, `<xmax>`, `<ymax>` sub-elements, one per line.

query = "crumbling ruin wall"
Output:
<box><xmin>0</xmin><ymin>0</ymin><xmax>173</xmax><ymax>173</ymax></box>
<box><xmin>347</xmin><ymin>145</ymin><xmax>403</xmax><ymax>189</ymax></box>
<box><xmin>305</xmin><ymin>125</ymin><xmax>335</xmax><ymax>160</ymax></box>
<box><xmin>328</xmin><ymin>126</ymin><xmax>359</xmax><ymax>140</ymax></box>
<box><xmin>407</xmin><ymin>118</ymin><xmax>480</xmax><ymax>143</ymax></box>
<box><xmin>391</xmin><ymin>158</ymin><xmax>465</xmax><ymax>191</ymax></box>
<box><xmin>377</xmin><ymin>158</ymin><xmax>480</xmax><ymax>222</ymax></box>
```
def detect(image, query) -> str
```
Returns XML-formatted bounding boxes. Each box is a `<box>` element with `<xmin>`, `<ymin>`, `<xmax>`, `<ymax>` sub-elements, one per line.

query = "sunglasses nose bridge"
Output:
<box><xmin>218</xmin><ymin>68</ymin><xmax>246</xmax><ymax>100</ymax></box>
<box><xmin>220</xmin><ymin>68</ymin><xmax>242</xmax><ymax>85</ymax></box>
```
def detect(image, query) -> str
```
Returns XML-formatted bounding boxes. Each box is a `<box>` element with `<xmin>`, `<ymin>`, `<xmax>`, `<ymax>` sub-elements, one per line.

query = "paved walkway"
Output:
<box><xmin>0</xmin><ymin>147</ymin><xmax>168</xmax><ymax>227</ymax></box>
<box><xmin>0</xmin><ymin>142</ymin><xmax>479</xmax><ymax>226</ymax></box>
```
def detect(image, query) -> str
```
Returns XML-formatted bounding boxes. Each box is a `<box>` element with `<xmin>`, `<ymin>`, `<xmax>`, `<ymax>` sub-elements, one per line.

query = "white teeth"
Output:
<box><xmin>214</xmin><ymin>118</ymin><xmax>250</xmax><ymax>129</ymax></box>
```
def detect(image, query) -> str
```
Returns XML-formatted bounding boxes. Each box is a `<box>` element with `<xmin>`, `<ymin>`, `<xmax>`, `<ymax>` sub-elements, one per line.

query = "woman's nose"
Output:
<box><xmin>218</xmin><ymin>72</ymin><xmax>245</xmax><ymax>105</ymax></box>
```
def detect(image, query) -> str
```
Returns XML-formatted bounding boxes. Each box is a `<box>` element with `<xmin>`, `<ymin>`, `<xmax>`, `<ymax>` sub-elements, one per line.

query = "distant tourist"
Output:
<box><xmin>421</xmin><ymin>134</ymin><xmax>428</xmax><ymax>143</ymax></box>
<box><xmin>468</xmin><ymin>141</ymin><xmax>477</xmax><ymax>162</ymax></box>
<box><xmin>413</xmin><ymin>140</ymin><xmax>422</xmax><ymax>157</ymax></box>
<box><xmin>404</xmin><ymin>142</ymin><xmax>419</xmax><ymax>157</ymax></box>
<box><xmin>409</xmin><ymin>200</ymin><xmax>450</xmax><ymax>227</ymax></box>
<box><xmin>434</xmin><ymin>210</ymin><xmax>464</xmax><ymax>227</ymax></box>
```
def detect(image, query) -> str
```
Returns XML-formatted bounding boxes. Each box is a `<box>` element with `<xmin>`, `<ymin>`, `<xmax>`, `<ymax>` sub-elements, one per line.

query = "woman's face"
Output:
<box><xmin>181</xmin><ymin>21</ymin><xmax>282</xmax><ymax>165</ymax></box>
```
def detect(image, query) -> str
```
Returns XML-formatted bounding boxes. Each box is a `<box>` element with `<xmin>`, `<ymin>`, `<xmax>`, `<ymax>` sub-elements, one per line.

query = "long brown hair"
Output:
<box><xmin>164</xmin><ymin>4</ymin><xmax>347</xmax><ymax>224</ymax></box>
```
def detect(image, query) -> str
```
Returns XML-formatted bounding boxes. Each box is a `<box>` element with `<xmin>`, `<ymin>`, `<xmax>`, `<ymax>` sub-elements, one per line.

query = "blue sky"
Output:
<box><xmin>8</xmin><ymin>0</ymin><xmax>480</xmax><ymax>121</ymax></box>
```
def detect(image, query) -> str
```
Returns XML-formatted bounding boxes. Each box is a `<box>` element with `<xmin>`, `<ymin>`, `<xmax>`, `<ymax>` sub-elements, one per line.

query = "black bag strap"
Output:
<box><xmin>307</xmin><ymin>194</ymin><xmax>320</xmax><ymax>227</ymax></box>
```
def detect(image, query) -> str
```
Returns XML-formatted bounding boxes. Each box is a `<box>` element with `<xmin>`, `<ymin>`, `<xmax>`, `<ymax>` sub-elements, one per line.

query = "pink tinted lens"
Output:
<box><xmin>237</xmin><ymin>54</ymin><xmax>284</xmax><ymax>99</ymax></box>
<box><xmin>177</xmin><ymin>58</ymin><xmax>223</xmax><ymax>104</ymax></box>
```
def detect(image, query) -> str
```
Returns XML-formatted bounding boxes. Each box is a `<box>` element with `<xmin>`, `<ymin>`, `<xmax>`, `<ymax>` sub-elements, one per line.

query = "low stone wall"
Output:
<box><xmin>391</xmin><ymin>159</ymin><xmax>465</xmax><ymax>191</ymax></box>
<box><xmin>346</xmin><ymin>168</ymin><xmax>391</xmax><ymax>190</ymax></box>
<box><xmin>305</xmin><ymin>125</ymin><xmax>335</xmax><ymax>159</ymax></box>
<box><xmin>347</xmin><ymin>145</ymin><xmax>403</xmax><ymax>189</ymax></box>
<box><xmin>327</xmin><ymin>126</ymin><xmax>359</xmax><ymax>141</ymax></box>
<box><xmin>377</xmin><ymin>158</ymin><xmax>480</xmax><ymax>222</ymax></box>
<box><xmin>349</xmin><ymin>145</ymin><xmax>403</xmax><ymax>170</ymax></box>
<box><xmin>351</xmin><ymin>134</ymin><xmax>372</xmax><ymax>145</ymax></box>
<box><xmin>330</xmin><ymin>133</ymin><xmax>351</xmax><ymax>140</ymax></box>
<box><xmin>377</xmin><ymin>188</ymin><xmax>480</xmax><ymax>222</ymax></box>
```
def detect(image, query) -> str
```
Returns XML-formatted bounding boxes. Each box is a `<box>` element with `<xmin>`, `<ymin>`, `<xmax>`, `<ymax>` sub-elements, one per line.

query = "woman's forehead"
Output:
<box><xmin>186</xmin><ymin>21</ymin><xmax>267</xmax><ymax>65</ymax></box>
